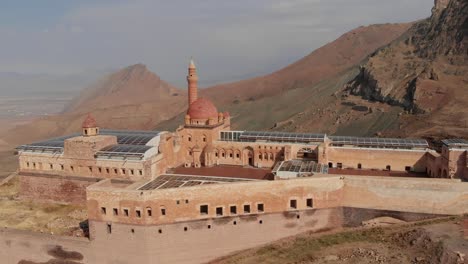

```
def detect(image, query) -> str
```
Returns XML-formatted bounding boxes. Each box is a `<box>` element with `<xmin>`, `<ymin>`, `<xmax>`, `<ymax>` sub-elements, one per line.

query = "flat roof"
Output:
<box><xmin>329</xmin><ymin>136</ymin><xmax>428</xmax><ymax>148</ymax></box>
<box><xmin>171</xmin><ymin>165</ymin><xmax>273</xmax><ymax>180</ymax></box>
<box><xmin>16</xmin><ymin>129</ymin><xmax>162</xmax><ymax>159</ymax></box>
<box><xmin>274</xmin><ymin>160</ymin><xmax>329</xmax><ymax>174</ymax></box>
<box><xmin>138</xmin><ymin>174</ymin><xmax>254</xmax><ymax>191</ymax></box>
<box><xmin>442</xmin><ymin>139</ymin><xmax>468</xmax><ymax>148</ymax></box>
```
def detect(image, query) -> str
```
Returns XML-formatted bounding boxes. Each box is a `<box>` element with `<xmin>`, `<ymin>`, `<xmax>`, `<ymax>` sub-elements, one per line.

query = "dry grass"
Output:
<box><xmin>0</xmin><ymin>176</ymin><xmax>87</xmax><ymax>235</ymax></box>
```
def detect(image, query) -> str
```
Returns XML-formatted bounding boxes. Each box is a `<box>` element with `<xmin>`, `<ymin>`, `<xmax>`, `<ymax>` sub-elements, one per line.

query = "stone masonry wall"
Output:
<box><xmin>19</xmin><ymin>174</ymin><xmax>101</xmax><ymax>204</ymax></box>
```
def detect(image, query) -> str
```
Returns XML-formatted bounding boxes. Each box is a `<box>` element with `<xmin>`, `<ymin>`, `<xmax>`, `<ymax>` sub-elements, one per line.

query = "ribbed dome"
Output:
<box><xmin>187</xmin><ymin>98</ymin><xmax>218</xmax><ymax>119</ymax></box>
<box><xmin>82</xmin><ymin>113</ymin><xmax>97</xmax><ymax>128</ymax></box>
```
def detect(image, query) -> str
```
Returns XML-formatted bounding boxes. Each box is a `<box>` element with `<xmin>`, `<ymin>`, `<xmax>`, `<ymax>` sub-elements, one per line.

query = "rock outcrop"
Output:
<box><xmin>346</xmin><ymin>0</ymin><xmax>467</xmax><ymax>116</ymax></box>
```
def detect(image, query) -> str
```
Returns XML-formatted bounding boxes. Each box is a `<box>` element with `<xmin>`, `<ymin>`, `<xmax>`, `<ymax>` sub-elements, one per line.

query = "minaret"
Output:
<box><xmin>187</xmin><ymin>57</ymin><xmax>198</xmax><ymax>105</ymax></box>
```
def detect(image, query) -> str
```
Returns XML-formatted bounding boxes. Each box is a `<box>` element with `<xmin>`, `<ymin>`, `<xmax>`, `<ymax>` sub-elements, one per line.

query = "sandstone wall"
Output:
<box><xmin>327</xmin><ymin>147</ymin><xmax>428</xmax><ymax>172</ymax></box>
<box><xmin>86</xmin><ymin>176</ymin><xmax>344</xmax><ymax>226</ymax></box>
<box><xmin>19</xmin><ymin>174</ymin><xmax>100</xmax><ymax>204</ymax></box>
<box><xmin>18</xmin><ymin>152</ymin><xmax>149</xmax><ymax>180</ymax></box>
<box><xmin>342</xmin><ymin>176</ymin><xmax>468</xmax><ymax>215</ymax></box>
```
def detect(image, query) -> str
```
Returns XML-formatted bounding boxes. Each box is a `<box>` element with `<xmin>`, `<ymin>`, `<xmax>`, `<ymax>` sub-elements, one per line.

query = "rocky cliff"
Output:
<box><xmin>346</xmin><ymin>0</ymin><xmax>467</xmax><ymax>116</ymax></box>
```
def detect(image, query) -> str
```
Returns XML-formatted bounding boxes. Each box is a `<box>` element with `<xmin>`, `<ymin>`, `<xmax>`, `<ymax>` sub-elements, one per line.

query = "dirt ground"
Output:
<box><xmin>0</xmin><ymin>176</ymin><xmax>87</xmax><ymax>236</ymax></box>
<box><xmin>211</xmin><ymin>217</ymin><xmax>468</xmax><ymax>264</ymax></box>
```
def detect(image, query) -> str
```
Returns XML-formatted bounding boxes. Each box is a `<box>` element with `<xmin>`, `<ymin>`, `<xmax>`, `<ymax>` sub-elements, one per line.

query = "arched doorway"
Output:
<box><xmin>243</xmin><ymin>147</ymin><xmax>254</xmax><ymax>166</ymax></box>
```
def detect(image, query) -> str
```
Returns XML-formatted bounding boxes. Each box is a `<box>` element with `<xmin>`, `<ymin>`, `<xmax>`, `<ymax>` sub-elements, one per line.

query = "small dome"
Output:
<box><xmin>82</xmin><ymin>113</ymin><xmax>97</xmax><ymax>128</ymax></box>
<box><xmin>187</xmin><ymin>98</ymin><xmax>218</xmax><ymax>120</ymax></box>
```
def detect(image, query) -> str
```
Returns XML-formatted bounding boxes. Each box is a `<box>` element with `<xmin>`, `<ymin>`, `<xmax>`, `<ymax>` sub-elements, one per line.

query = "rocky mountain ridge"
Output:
<box><xmin>345</xmin><ymin>0</ymin><xmax>467</xmax><ymax>116</ymax></box>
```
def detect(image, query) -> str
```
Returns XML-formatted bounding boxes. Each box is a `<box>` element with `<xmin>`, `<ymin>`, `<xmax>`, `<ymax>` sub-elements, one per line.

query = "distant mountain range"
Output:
<box><xmin>1</xmin><ymin>0</ymin><xmax>466</xmax><ymax>146</ymax></box>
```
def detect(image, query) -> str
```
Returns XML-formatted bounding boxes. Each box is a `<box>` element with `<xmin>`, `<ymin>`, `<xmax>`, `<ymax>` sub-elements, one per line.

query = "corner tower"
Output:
<box><xmin>187</xmin><ymin>58</ymin><xmax>198</xmax><ymax>105</ymax></box>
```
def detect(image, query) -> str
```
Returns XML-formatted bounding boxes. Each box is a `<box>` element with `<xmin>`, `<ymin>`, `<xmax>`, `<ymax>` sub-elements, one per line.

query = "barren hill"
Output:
<box><xmin>345</xmin><ymin>0</ymin><xmax>468</xmax><ymax>138</ymax></box>
<box><xmin>158</xmin><ymin>23</ymin><xmax>413</xmax><ymax>133</ymax></box>
<box><xmin>64</xmin><ymin>64</ymin><xmax>182</xmax><ymax>113</ymax></box>
<box><xmin>200</xmin><ymin>23</ymin><xmax>412</xmax><ymax>105</ymax></box>
<box><xmin>2</xmin><ymin>65</ymin><xmax>186</xmax><ymax>145</ymax></box>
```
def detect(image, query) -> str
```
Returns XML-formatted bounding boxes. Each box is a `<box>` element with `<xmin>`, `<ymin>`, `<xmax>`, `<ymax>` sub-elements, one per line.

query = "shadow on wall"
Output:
<box><xmin>18</xmin><ymin>245</ymin><xmax>84</xmax><ymax>264</ymax></box>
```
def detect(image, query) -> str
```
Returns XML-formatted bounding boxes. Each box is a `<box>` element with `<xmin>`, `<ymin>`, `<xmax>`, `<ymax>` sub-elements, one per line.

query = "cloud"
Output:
<box><xmin>0</xmin><ymin>0</ymin><xmax>434</xmax><ymax>87</ymax></box>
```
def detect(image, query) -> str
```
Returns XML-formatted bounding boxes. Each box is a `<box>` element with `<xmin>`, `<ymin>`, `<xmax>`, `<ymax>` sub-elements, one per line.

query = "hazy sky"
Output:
<box><xmin>0</xmin><ymin>0</ymin><xmax>434</xmax><ymax>87</ymax></box>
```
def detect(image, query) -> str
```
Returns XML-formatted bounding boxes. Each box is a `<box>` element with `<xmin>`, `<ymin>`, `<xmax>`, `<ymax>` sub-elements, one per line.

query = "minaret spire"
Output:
<box><xmin>187</xmin><ymin>57</ymin><xmax>198</xmax><ymax>105</ymax></box>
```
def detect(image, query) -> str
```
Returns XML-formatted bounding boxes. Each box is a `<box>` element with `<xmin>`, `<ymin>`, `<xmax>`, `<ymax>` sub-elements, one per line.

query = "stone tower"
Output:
<box><xmin>82</xmin><ymin>113</ymin><xmax>99</xmax><ymax>137</ymax></box>
<box><xmin>187</xmin><ymin>58</ymin><xmax>198</xmax><ymax>105</ymax></box>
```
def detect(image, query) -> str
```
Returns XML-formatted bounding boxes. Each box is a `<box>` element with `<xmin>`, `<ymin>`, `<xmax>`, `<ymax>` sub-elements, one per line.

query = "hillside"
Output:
<box><xmin>157</xmin><ymin>23</ymin><xmax>412</xmax><ymax>133</ymax></box>
<box><xmin>200</xmin><ymin>23</ymin><xmax>412</xmax><ymax>105</ymax></box>
<box><xmin>64</xmin><ymin>64</ymin><xmax>181</xmax><ymax>113</ymax></box>
<box><xmin>2</xmin><ymin>65</ymin><xmax>186</xmax><ymax>145</ymax></box>
<box><xmin>345</xmin><ymin>0</ymin><xmax>468</xmax><ymax>138</ymax></box>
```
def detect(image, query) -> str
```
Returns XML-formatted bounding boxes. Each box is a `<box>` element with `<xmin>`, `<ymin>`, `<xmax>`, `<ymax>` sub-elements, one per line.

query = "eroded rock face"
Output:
<box><xmin>346</xmin><ymin>0</ymin><xmax>467</xmax><ymax>114</ymax></box>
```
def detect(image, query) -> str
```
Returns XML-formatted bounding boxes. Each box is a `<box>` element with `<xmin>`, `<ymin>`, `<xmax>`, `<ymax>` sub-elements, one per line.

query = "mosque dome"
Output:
<box><xmin>187</xmin><ymin>98</ymin><xmax>218</xmax><ymax>119</ymax></box>
<box><xmin>82</xmin><ymin>113</ymin><xmax>97</xmax><ymax>128</ymax></box>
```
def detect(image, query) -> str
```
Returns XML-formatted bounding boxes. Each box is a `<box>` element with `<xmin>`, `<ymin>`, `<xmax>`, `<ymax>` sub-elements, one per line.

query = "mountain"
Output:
<box><xmin>2</xmin><ymin>65</ymin><xmax>186</xmax><ymax>145</ymax></box>
<box><xmin>64</xmin><ymin>64</ymin><xmax>182</xmax><ymax>113</ymax></box>
<box><xmin>345</xmin><ymin>0</ymin><xmax>468</xmax><ymax>138</ymax></box>
<box><xmin>200</xmin><ymin>23</ymin><xmax>412</xmax><ymax>105</ymax></box>
<box><xmin>157</xmin><ymin>23</ymin><xmax>412</xmax><ymax>132</ymax></box>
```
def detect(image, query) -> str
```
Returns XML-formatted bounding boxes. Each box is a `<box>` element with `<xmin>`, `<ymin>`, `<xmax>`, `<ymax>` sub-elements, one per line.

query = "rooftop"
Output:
<box><xmin>138</xmin><ymin>174</ymin><xmax>254</xmax><ymax>191</ymax></box>
<box><xmin>171</xmin><ymin>165</ymin><xmax>273</xmax><ymax>180</ymax></box>
<box><xmin>16</xmin><ymin>129</ymin><xmax>162</xmax><ymax>160</ymax></box>
<box><xmin>442</xmin><ymin>139</ymin><xmax>468</xmax><ymax>148</ymax></box>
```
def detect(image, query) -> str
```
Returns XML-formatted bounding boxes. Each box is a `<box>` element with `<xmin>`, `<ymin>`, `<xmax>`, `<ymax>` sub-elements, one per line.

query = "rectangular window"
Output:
<box><xmin>200</xmin><ymin>205</ymin><xmax>208</xmax><ymax>215</ymax></box>
<box><xmin>290</xmin><ymin>199</ymin><xmax>297</xmax><ymax>209</ymax></box>
<box><xmin>216</xmin><ymin>207</ymin><xmax>223</xmax><ymax>216</ymax></box>
<box><xmin>130</xmin><ymin>169</ymin><xmax>134</xmax><ymax>175</ymax></box>
<box><xmin>147</xmin><ymin>208</ymin><xmax>152</xmax><ymax>217</ymax></box>
<box><xmin>236</xmin><ymin>153</ymin><xmax>240</xmax><ymax>158</ymax></box>
<box><xmin>230</xmin><ymin>205</ymin><xmax>237</xmax><ymax>215</ymax></box>
<box><xmin>70</xmin><ymin>165</ymin><xmax>73</xmax><ymax>171</ymax></box>
<box><xmin>101</xmin><ymin>207</ymin><xmax>106</xmax><ymax>215</ymax></box>
<box><xmin>257</xmin><ymin>203</ymin><xmax>264</xmax><ymax>212</ymax></box>
<box><xmin>113</xmin><ymin>208</ymin><xmax>118</xmax><ymax>216</ymax></box>
<box><xmin>405</xmin><ymin>166</ymin><xmax>411</xmax><ymax>171</ymax></box>
<box><xmin>61</xmin><ymin>164</ymin><xmax>64</xmax><ymax>170</ymax></box>
<box><xmin>106</xmin><ymin>168</ymin><xmax>110</xmax><ymax>173</ymax></box>
<box><xmin>243</xmin><ymin>204</ymin><xmax>251</xmax><ymax>214</ymax></box>
<box><xmin>161</xmin><ymin>208</ymin><xmax>166</xmax><ymax>216</ymax></box>
<box><xmin>136</xmin><ymin>210</ymin><xmax>141</xmax><ymax>218</ymax></box>
<box><xmin>98</xmin><ymin>167</ymin><xmax>102</xmax><ymax>173</ymax></box>
<box><xmin>26</xmin><ymin>162</ymin><xmax>30</xmax><ymax>167</ymax></box>
<box><xmin>306</xmin><ymin>198</ymin><xmax>314</xmax><ymax>208</ymax></box>
<box><xmin>114</xmin><ymin>168</ymin><xmax>118</xmax><ymax>174</ymax></box>
<box><xmin>122</xmin><ymin>169</ymin><xmax>126</xmax><ymax>175</ymax></box>
<box><xmin>107</xmin><ymin>224</ymin><xmax>112</xmax><ymax>234</ymax></box>
<box><xmin>89</xmin><ymin>167</ymin><xmax>93</xmax><ymax>172</ymax></box>
<box><xmin>49</xmin><ymin>164</ymin><xmax>53</xmax><ymax>169</ymax></box>
<box><xmin>337</xmin><ymin>163</ymin><xmax>343</xmax><ymax>169</ymax></box>
<box><xmin>124</xmin><ymin>209</ymin><xmax>129</xmax><ymax>217</ymax></box>
<box><xmin>139</xmin><ymin>170</ymin><xmax>142</xmax><ymax>176</ymax></box>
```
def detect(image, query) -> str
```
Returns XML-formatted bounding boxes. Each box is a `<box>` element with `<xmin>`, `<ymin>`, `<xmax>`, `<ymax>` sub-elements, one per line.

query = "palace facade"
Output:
<box><xmin>14</xmin><ymin>59</ymin><xmax>468</xmax><ymax>264</ymax></box>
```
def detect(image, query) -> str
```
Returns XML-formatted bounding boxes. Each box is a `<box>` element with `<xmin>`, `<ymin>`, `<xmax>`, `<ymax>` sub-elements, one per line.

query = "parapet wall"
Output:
<box><xmin>342</xmin><ymin>176</ymin><xmax>468</xmax><ymax>215</ymax></box>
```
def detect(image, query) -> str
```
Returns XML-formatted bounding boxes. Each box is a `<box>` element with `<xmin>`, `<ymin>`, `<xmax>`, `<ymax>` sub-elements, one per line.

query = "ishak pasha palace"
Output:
<box><xmin>11</xmin><ymin>60</ymin><xmax>468</xmax><ymax>263</ymax></box>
